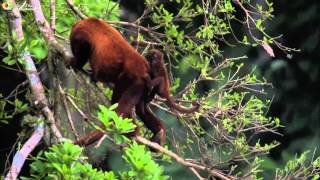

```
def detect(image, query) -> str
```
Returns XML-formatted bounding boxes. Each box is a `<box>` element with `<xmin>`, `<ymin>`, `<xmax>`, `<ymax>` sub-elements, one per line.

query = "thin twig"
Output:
<box><xmin>66</xmin><ymin>94</ymin><xmax>88</xmax><ymax>120</ymax></box>
<box><xmin>95</xmin><ymin>135</ymin><xmax>107</xmax><ymax>148</ymax></box>
<box><xmin>4</xmin><ymin>80</ymin><xmax>28</xmax><ymax>100</ymax></box>
<box><xmin>190</xmin><ymin>167</ymin><xmax>206</xmax><ymax>180</ymax></box>
<box><xmin>4</xmin><ymin>134</ymin><xmax>20</xmax><ymax>177</ymax></box>
<box><xmin>58</xmin><ymin>85</ymin><xmax>80</xmax><ymax>140</ymax></box>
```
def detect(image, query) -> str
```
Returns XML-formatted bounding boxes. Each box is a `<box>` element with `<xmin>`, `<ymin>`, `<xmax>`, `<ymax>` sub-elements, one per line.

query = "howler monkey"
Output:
<box><xmin>68</xmin><ymin>18</ymin><xmax>151</xmax><ymax>145</ymax></box>
<box><xmin>74</xmin><ymin>50</ymin><xmax>200</xmax><ymax>146</ymax></box>
<box><xmin>68</xmin><ymin>17</ymin><xmax>150</xmax><ymax>117</ymax></box>
<box><xmin>133</xmin><ymin>49</ymin><xmax>200</xmax><ymax>146</ymax></box>
<box><xmin>69</xmin><ymin>18</ymin><xmax>199</xmax><ymax>147</ymax></box>
<box><xmin>145</xmin><ymin>49</ymin><xmax>200</xmax><ymax>113</ymax></box>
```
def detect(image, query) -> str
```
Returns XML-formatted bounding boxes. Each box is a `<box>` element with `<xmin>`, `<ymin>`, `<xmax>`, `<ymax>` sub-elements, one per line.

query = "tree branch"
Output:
<box><xmin>5</xmin><ymin>1</ymin><xmax>63</xmax><ymax>178</ymax></box>
<box><xmin>58</xmin><ymin>85</ymin><xmax>80</xmax><ymax>140</ymax></box>
<box><xmin>64</xmin><ymin>0</ymin><xmax>86</xmax><ymax>19</ymax></box>
<box><xmin>7</xmin><ymin>0</ymin><xmax>63</xmax><ymax>139</ymax></box>
<box><xmin>29</xmin><ymin>0</ymin><xmax>72</xmax><ymax>61</ymax></box>
<box><xmin>61</xmin><ymin>0</ymin><xmax>164</xmax><ymax>44</ymax></box>
<box><xmin>135</xmin><ymin>135</ymin><xmax>236</xmax><ymax>180</ymax></box>
<box><xmin>5</xmin><ymin>123</ymin><xmax>44</xmax><ymax>180</ymax></box>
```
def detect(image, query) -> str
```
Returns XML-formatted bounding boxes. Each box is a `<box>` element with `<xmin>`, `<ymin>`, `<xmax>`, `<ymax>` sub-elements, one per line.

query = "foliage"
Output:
<box><xmin>41</xmin><ymin>0</ymin><xmax>119</xmax><ymax>36</ymax></box>
<box><xmin>96</xmin><ymin>104</ymin><xmax>136</xmax><ymax>145</ymax></box>
<box><xmin>20</xmin><ymin>106</ymin><xmax>167</xmax><ymax>179</ymax></box>
<box><xmin>21</xmin><ymin>141</ymin><xmax>117</xmax><ymax>180</ymax></box>
<box><xmin>21</xmin><ymin>134</ymin><xmax>167</xmax><ymax>179</ymax></box>
<box><xmin>121</xmin><ymin>142</ymin><xmax>168</xmax><ymax>180</ymax></box>
<box><xmin>94</xmin><ymin>105</ymin><xmax>168</xmax><ymax>179</ymax></box>
<box><xmin>222</xmin><ymin>1</ymin><xmax>320</xmax><ymax>178</ymax></box>
<box><xmin>0</xmin><ymin>16</ymin><xmax>8</xmax><ymax>45</ymax></box>
<box><xmin>0</xmin><ymin>93</ymin><xmax>29</xmax><ymax>125</ymax></box>
<box><xmin>275</xmin><ymin>151</ymin><xmax>320</xmax><ymax>179</ymax></box>
<box><xmin>2</xmin><ymin>0</ymin><xmax>120</xmax><ymax>65</ymax></box>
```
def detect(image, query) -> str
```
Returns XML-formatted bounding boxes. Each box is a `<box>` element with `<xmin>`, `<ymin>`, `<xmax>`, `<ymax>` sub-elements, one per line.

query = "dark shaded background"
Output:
<box><xmin>120</xmin><ymin>0</ymin><xmax>320</xmax><ymax>165</ymax></box>
<box><xmin>222</xmin><ymin>0</ymin><xmax>320</xmax><ymax>173</ymax></box>
<box><xmin>119</xmin><ymin>0</ymin><xmax>320</xmax><ymax>171</ymax></box>
<box><xmin>254</xmin><ymin>0</ymin><xmax>320</xmax><ymax>161</ymax></box>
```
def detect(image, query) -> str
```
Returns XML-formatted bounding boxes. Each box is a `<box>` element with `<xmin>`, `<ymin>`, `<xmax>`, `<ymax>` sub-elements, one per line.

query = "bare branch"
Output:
<box><xmin>58</xmin><ymin>85</ymin><xmax>80</xmax><ymax>140</ymax></box>
<box><xmin>23</xmin><ymin>54</ymin><xmax>63</xmax><ymax>140</ymax></box>
<box><xmin>6</xmin><ymin>0</ymin><xmax>24</xmax><ymax>40</ymax></box>
<box><xmin>66</xmin><ymin>94</ymin><xmax>88</xmax><ymax>120</ymax></box>
<box><xmin>5</xmin><ymin>123</ymin><xmax>44</xmax><ymax>180</ymax></box>
<box><xmin>189</xmin><ymin>167</ymin><xmax>206</xmax><ymax>180</ymax></box>
<box><xmin>5</xmin><ymin>1</ymin><xmax>63</xmax><ymax>178</ymax></box>
<box><xmin>7</xmin><ymin>0</ymin><xmax>63</xmax><ymax>139</ymax></box>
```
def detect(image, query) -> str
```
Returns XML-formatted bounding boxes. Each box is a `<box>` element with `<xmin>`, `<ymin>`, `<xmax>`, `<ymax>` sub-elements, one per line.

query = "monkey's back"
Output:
<box><xmin>70</xmin><ymin>18</ymin><xmax>149</xmax><ymax>82</ymax></box>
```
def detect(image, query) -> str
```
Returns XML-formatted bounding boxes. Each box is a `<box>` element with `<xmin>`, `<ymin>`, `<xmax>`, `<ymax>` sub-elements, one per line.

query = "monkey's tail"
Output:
<box><xmin>165</xmin><ymin>96</ymin><xmax>200</xmax><ymax>113</ymax></box>
<box><xmin>74</xmin><ymin>130</ymin><xmax>104</xmax><ymax>146</ymax></box>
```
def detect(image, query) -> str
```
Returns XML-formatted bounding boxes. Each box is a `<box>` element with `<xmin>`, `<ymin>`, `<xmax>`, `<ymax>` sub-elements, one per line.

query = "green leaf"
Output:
<box><xmin>109</xmin><ymin>103</ymin><xmax>118</xmax><ymax>111</ymax></box>
<box><xmin>2</xmin><ymin>56</ymin><xmax>16</xmax><ymax>66</ymax></box>
<box><xmin>114</xmin><ymin>134</ymin><xmax>124</xmax><ymax>145</ymax></box>
<box><xmin>256</xmin><ymin>19</ymin><xmax>262</xmax><ymax>29</ymax></box>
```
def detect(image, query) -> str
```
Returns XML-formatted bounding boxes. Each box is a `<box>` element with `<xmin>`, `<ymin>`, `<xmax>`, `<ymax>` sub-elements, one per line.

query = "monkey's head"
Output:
<box><xmin>145</xmin><ymin>49</ymin><xmax>164</xmax><ymax>63</ymax></box>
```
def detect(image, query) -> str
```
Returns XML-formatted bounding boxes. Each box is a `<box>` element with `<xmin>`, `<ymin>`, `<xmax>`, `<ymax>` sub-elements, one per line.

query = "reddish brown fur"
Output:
<box><xmin>73</xmin><ymin>48</ymin><xmax>199</xmax><ymax>147</ymax></box>
<box><xmin>69</xmin><ymin>17</ymin><xmax>149</xmax><ymax>83</ymax></box>
<box><xmin>145</xmin><ymin>49</ymin><xmax>200</xmax><ymax>114</ymax></box>
<box><xmin>69</xmin><ymin>18</ymin><xmax>197</xmax><ymax>147</ymax></box>
<box><xmin>69</xmin><ymin>18</ymin><xmax>151</xmax><ymax>146</ymax></box>
<box><xmin>136</xmin><ymin>102</ymin><xmax>166</xmax><ymax>146</ymax></box>
<box><xmin>129</xmin><ymin>49</ymin><xmax>202</xmax><ymax>146</ymax></box>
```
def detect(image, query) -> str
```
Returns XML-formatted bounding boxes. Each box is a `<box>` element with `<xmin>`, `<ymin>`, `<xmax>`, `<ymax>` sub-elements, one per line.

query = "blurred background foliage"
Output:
<box><xmin>224</xmin><ymin>0</ymin><xmax>320</xmax><ymax>177</ymax></box>
<box><xmin>119</xmin><ymin>0</ymin><xmax>320</xmax><ymax>178</ymax></box>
